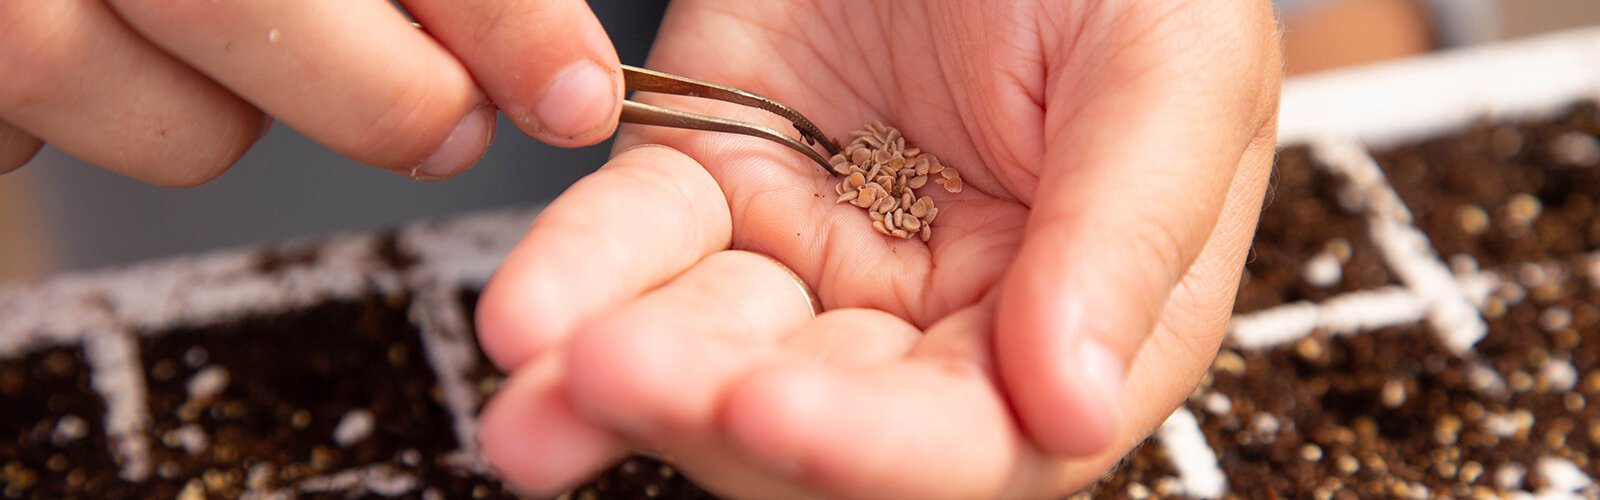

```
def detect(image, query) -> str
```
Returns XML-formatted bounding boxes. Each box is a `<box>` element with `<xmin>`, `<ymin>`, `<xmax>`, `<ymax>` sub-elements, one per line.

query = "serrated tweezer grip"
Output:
<box><xmin>619</xmin><ymin>65</ymin><xmax>841</xmax><ymax>175</ymax></box>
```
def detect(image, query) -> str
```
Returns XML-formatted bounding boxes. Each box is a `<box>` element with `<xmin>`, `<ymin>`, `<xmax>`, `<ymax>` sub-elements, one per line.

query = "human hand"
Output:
<box><xmin>0</xmin><ymin>1</ymin><xmax>621</xmax><ymax>184</ymax></box>
<box><xmin>475</xmin><ymin>1</ymin><xmax>1281</xmax><ymax>497</ymax></box>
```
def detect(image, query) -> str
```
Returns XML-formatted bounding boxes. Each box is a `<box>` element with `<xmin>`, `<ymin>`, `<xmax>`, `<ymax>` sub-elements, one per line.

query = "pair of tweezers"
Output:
<box><xmin>619</xmin><ymin>65</ymin><xmax>841</xmax><ymax>175</ymax></box>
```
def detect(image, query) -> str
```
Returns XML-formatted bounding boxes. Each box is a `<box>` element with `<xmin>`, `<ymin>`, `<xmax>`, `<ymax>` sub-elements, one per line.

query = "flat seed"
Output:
<box><xmin>941</xmin><ymin>168</ymin><xmax>959</xmax><ymax>179</ymax></box>
<box><xmin>892</xmin><ymin>228</ymin><xmax>910</xmax><ymax>238</ymax></box>
<box><xmin>904</xmin><ymin>147</ymin><xmax>921</xmax><ymax>158</ymax></box>
<box><xmin>919</xmin><ymin>225</ymin><xmax>931</xmax><ymax>241</ymax></box>
<box><xmin>901</xmin><ymin>192</ymin><xmax>914</xmax><ymax>210</ymax></box>
<box><xmin>836</xmin><ymin>192</ymin><xmax>855</xmax><ymax>204</ymax></box>
<box><xmin>876</xmin><ymin>197</ymin><xmax>895</xmax><ymax>214</ymax></box>
<box><xmin>903</xmin><ymin>216</ymin><xmax>922</xmax><ymax>232</ymax></box>
<box><xmin>910</xmin><ymin>201</ymin><xmax>928</xmax><ymax>218</ymax></box>
<box><xmin>925</xmin><ymin>207</ymin><xmax>938</xmax><ymax>223</ymax></box>
<box><xmin>909</xmin><ymin>175</ymin><xmax>928</xmax><ymax>189</ymax></box>
<box><xmin>914</xmin><ymin>158</ymin><xmax>930</xmax><ymax>176</ymax></box>
<box><xmin>851</xmin><ymin>148</ymin><xmax>872</xmax><ymax>164</ymax></box>
<box><xmin>847</xmin><ymin>172</ymin><xmax>866</xmax><ymax>188</ymax></box>
<box><xmin>857</xmin><ymin>188</ymin><xmax>877</xmax><ymax>206</ymax></box>
<box><xmin>869</xmin><ymin>211</ymin><xmax>884</xmax><ymax>221</ymax></box>
<box><xmin>944</xmin><ymin>177</ymin><xmax>963</xmax><ymax>193</ymax></box>
<box><xmin>874</xmin><ymin>149</ymin><xmax>892</xmax><ymax>162</ymax></box>
<box><xmin>866</xmin><ymin>163</ymin><xmax>882</xmax><ymax>181</ymax></box>
<box><xmin>888</xmin><ymin>157</ymin><xmax>906</xmax><ymax>171</ymax></box>
<box><xmin>873</xmin><ymin>220</ymin><xmax>890</xmax><ymax>235</ymax></box>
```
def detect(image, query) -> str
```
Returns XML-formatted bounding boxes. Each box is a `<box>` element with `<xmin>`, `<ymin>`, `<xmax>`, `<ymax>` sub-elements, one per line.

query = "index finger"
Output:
<box><xmin>475</xmin><ymin>145</ymin><xmax>732</xmax><ymax>371</ymax></box>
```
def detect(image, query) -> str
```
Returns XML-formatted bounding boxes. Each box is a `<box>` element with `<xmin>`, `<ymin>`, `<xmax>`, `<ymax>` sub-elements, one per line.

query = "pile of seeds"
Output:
<box><xmin>830</xmin><ymin>122</ymin><xmax>963</xmax><ymax>241</ymax></box>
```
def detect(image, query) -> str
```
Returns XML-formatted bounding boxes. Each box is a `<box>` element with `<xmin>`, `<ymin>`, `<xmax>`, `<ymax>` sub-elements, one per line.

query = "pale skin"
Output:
<box><xmin>2</xmin><ymin>1</ymin><xmax>1282</xmax><ymax>497</ymax></box>
<box><xmin>477</xmin><ymin>1</ymin><xmax>1282</xmax><ymax>498</ymax></box>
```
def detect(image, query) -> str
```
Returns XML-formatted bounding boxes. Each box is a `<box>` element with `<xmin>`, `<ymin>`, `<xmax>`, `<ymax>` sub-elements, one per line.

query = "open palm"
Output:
<box><xmin>476</xmin><ymin>1</ymin><xmax>1281</xmax><ymax>498</ymax></box>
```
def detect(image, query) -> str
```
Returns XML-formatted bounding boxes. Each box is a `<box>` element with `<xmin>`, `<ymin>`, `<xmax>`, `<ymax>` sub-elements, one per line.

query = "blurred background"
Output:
<box><xmin>2</xmin><ymin>0</ymin><xmax>1600</xmax><ymax>283</ymax></box>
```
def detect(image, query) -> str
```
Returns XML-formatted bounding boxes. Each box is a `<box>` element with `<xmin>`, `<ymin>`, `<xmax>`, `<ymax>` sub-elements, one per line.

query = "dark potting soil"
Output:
<box><xmin>1234</xmin><ymin>146</ymin><xmax>1395</xmax><ymax>314</ymax></box>
<box><xmin>6</xmin><ymin>103</ymin><xmax>1600</xmax><ymax>498</ymax></box>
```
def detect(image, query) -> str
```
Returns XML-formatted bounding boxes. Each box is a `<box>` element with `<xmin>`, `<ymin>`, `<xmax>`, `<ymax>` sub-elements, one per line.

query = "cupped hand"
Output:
<box><xmin>0</xmin><ymin>1</ymin><xmax>620</xmax><ymax>184</ymax></box>
<box><xmin>476</xmin><ymin>1</ymin><xmax>1281</xmax><ymax>498</ymax></box>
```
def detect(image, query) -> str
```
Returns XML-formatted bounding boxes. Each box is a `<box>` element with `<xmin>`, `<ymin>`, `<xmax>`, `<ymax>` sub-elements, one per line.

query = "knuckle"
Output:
<box><xmin>347</xmin><ymin>80</ymin><xmax>455</xmax><ymax>168</ymax></box>
<box><xmin>1115</xmin><ymin>210</ymin><xmax>1194</xmax><ymax>299</ymax></box>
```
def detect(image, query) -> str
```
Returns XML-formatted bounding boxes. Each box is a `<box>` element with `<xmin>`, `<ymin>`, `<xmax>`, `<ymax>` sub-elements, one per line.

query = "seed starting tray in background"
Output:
<box><xmin>5</xmin><ymin>28</ymin><xmax>1600</xmax><ymax>499</ymax></box>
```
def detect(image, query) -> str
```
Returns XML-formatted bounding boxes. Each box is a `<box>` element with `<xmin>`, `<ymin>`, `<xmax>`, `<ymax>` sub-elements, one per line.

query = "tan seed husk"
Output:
<box><xmin>830</xmin><ymin>122</ymin><xmax>961</xmax><ymax>241</ymax></box>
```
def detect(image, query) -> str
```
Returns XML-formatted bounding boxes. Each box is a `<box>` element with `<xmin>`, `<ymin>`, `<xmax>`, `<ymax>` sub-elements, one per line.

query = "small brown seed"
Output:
<box><xmin>847</xmin><ymin>172</ymin><xmax>866</xmax><ymax>188</ymax></box>
<box><xmin>903</xmin><ymin>216</ymin><xmax>922</xmax><ymax>232</ymax></box>
<box><xmin>836</xmin><ymin>192</ymin><xmax>855</xmax><ymax>204</ymax></box>
<box><xmin>919</xmin><ymin>225</ymin><xmax>932</xmax><ymax>241</ymax></box>
<box><xmin>927</xmin><ymin>158</ymin><xmax>944</xmax><ymax>175</ymax></box>
<box><xmin>873</xmin><ymin>220</ymin><xmax>889</xmax><ymax>235</ymax></box>
<box><xmin>910</xmin><ymin>200</ymin><xmax>929</xmax><ymax>218</ymax></box>
<box><xmin>869</xmin><ymin>210</ymin><xmax>884</xmax><ymax>221</ymax></box>
<box><xmin>857</xmin><ymin>188</ymin><xmax>878</xmax><ymax>207</ymax></box>
<box><xmin>941</xmin><ymin>167</ymin><xmax>959</xmax><ymax>179</ymax></box>
<box><xmin>901</xmin><ymin>192</ymin><xmax>914</xmax><ymax>210</ymax></box>
<box><xmin>851</xmin><ymin>148</ymin><xmax>872</xmax><ymax>164</ymax></box>
<box><xmin>943</xmin><ymin>177</ymin><xmax>963</xmax><ymax>193</ymax></box>
<box><xmin>908</xmin><ymin>175</ymin><xmax>928</xmax><ymax>189</ymax></box>
<box><xmin>891</xmin><ymin>228</ymin><xmax>910</xmax><ymax>238</ymax></box>
<box><xmin>904</xmin><ymin>147</ymin><xmax>921</xmax><ymax>158</ymax></box>
<box><xmin>925</xmin><ymin>207</ymin><xmax>938</xmax><ymax>223</ymax></box>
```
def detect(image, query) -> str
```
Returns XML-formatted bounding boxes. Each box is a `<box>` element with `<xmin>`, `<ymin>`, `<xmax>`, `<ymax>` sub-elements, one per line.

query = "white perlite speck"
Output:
<box><xmin>1303</xmin><ymin>251</ymin><xmax>1343</xmax><ymax>288</ymax></box>
<box><xmin>1203</xmin><ymin>393</ymin><xmax>1233</xmax><ymax>415</ymax></box>
<box><xmin>1536</xmin><ymin>457</ymin><xmax>1593</xmax><ymax>497</ymax></box>
<box><xmin>1156</xmin><ymin>408</ymin><xmax>1226</xmax><ymax>499</ymax></box>
<box><xmin>1496</xmin><ymin>462</ymin><xmax>1527</xmax><ymax>490</ymax></box>
<box><xmin>1540</xmin><ymin>359</ymin><xmax>1578</xmax><ymax>392</ymax></box>
<box><xmin>167</xmin><ymin>424</ymin><xmax>209</xmax><ymax>455</ymax></box>
<box><xmin>187</xmin><ymin>366</ymin><xmax>230</xmax><ymax>401</ymax></box>
<box><xmin>333</xmin><ymin>409</ymin><xmax>376</xmax><ymax>447</ymax></box>
<box><xmin>53</xmin><ymin>415</ymin><xmax>89</xmax><ymax>445</ymax></box>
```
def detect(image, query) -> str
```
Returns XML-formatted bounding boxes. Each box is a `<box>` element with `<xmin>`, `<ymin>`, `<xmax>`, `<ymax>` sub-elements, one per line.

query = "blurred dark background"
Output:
<box><xmin>2</xmin><ymin>0</ymin><xmax>1599</xmax><ymax>282</ymax></box>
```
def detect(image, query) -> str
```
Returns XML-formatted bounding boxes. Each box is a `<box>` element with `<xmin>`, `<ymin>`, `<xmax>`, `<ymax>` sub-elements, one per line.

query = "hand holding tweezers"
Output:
<box><xmin>618</xmin><ymin>65</ymin><xmax>841</xmax><ymax>175</ymax></box>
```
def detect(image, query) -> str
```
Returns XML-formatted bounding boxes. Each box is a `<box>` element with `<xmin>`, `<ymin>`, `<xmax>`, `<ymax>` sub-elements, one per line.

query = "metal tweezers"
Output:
<box><xmin>619</xmin><ymin>65</ymin><xmax>842</xmax><ymax>175</ymax></box>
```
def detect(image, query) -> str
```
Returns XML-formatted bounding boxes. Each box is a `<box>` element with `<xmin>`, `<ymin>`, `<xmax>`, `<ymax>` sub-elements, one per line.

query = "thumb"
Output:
<box><xmin>995</xmin><ymin>4</ymin><xmax>1281</xmax><ymax>457</ymax></box>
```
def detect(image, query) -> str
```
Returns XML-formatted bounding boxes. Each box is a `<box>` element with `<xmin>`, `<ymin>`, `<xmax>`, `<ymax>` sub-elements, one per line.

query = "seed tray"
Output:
<box><xmin>6</xmin><ymin>28</ymin><xmax>1600</xmax><ymax>499</ymax></box>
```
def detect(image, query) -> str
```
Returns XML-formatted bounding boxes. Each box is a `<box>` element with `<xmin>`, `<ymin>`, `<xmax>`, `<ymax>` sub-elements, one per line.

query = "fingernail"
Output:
<box><xmin>415</xmin><ymin>105</ymin><xmax>494</xmax><ymax>180</ymax></box>
<box><xmin>533</xmin><ymin>60</ymin><xmax>618</xmax><ymax>141</ymax></box>
<box><xmin>1077</xmin><ymin>339</ymin><xmax>1125</xmax><ymax>411</ymax></box>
